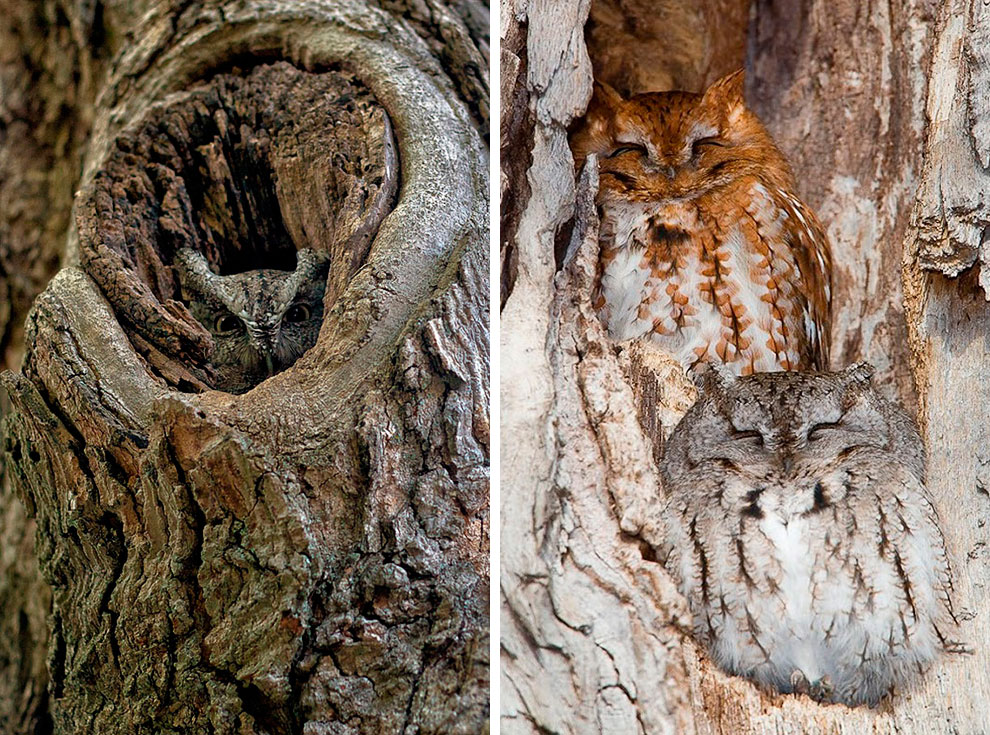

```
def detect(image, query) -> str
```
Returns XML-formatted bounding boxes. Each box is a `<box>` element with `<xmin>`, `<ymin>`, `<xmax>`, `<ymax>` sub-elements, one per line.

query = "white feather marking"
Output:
<box><xmin>760</xmin><ymin>513</ymin><xmax>823</xmax><ymax>680</ymax></box>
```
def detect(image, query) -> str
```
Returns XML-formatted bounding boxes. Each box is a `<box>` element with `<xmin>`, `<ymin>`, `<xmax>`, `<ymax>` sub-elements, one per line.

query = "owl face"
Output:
<box><xmin>175</xmin><ymin>247</ymin><xmax>330</xmax><ymax>392</ymax></box>
<box><xmin>195</xmin><ymin>267</ymin><xmax>327</xmax><ymax>375</ymax></box>
<box><xmin>571</xmin><ymin>71</ymin><xmax>793</xmax><ymax>202</ymax></box>
<box><xmin>670</xmin><ymin>365</ymin><xmax>903</xmax><ymax>502</ymax></box>
<box><xmin>659</xmin><ymin>363</ymin><xmax>951</xmax><ymax>705</ymax></box>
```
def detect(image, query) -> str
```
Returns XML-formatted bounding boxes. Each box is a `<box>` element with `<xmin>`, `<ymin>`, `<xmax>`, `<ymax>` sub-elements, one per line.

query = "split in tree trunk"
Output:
<box><xmin>501</xmin><ymin>0</ymin><xmax>990</xmax><ymax>731</ymax></box>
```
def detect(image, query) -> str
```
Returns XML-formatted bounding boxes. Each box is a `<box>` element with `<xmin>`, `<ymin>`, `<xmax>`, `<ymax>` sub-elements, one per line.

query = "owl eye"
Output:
<box><xmin>608</xmin><ymin>144</ymin><xmax>648</xmax><ymax>158</ymax></box>
<box><xmin>214</xmin><ymin>314</ymin><xmax>243</xmax><ymax>335</ymax></box>
<box><xmin>808</xmin><ymin>421</ymin><xmax>841</xmax><ymax>441</ymax></box>
<box><xmin>691</xmin><ymin>136</ymin><xmax>727</xmax><ymax>154</ymax></box>
<box><xmin>731</xmin><ymin>429</ymin><xmax>763</xmax><ymax>445</ymax></box>
<box><xmin>284</xmin><ymin>303</ymin><xmax>312</xmax><ymax>324</ymax></box>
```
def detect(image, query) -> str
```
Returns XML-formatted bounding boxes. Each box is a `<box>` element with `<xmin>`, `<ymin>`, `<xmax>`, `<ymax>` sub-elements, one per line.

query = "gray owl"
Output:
<box><xmin>174</xmin><ymin>248</ymin><xmax>330</xmax><ymax>394</ymax></box>
<box><xmin>658</xmin><ymin>364</ymin><xmax>957</xmax><ymax>706</ymax></box>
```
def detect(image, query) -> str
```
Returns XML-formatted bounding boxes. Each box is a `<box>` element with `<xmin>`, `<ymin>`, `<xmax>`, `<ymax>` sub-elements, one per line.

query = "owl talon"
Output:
<box><xmin>789</xmin><ymin>670</ymin><xmax>811</xmax><ymax>695</ymax></box>
<box><xmin>809</xmin><ymin>675</ymin><xmax>834</xmax><ymax>702</ymax></box>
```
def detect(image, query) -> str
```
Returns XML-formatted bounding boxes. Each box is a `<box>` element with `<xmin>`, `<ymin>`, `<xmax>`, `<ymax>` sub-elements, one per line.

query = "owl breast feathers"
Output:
<box><xmin>658</xmin><ymin>365</ymin><xmax>958</xmax><ymax>705</ymax></box>
<box><xmin>570</xmin><ymin>70</ymin><xmax>832</xmax><ymax>374</ymax></box>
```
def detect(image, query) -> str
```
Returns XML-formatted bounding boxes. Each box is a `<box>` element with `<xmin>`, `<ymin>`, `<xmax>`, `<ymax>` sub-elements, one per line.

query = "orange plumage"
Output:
<box><xmin>571</xmin><ymin>71</ymin><xmax>832</xmax><ymax>375</ymax></box>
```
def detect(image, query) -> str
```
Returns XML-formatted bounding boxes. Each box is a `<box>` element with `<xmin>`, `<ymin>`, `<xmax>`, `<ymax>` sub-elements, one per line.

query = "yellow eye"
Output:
<box><xmin>214</xmin><ymin>314</ymin><xmax>242</xmax><ymax>335</ymax></box>
<box><xmin>284</xmin><ymin>303</ymin><xmax>312</xmax><ymax>324</ymax></box>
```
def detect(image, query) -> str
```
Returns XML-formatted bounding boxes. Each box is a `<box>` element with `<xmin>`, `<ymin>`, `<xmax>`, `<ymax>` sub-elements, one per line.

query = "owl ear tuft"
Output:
<box><xmin>702</xmin><ymin>69</ymin><xmax>745</xmax><ymax>110</ymax></box>
<box><xmin>295</xmin><ymin>248</ymin><xmax>330</xmax><ymax>273</ymax></box>
<box><xmin>694</xmin><ymin>362</ymin><xmax>737</xmax><ymax>396</ymax></box>
<box><xmin>174</xmin><ymin>247</ymin><xmax>222</xmax><ymax>291</ymax></box>
<box><xmin>838</xmin><ymin>362</ymin><xmax>876</xmax><ymax>412</ymax></box>
<box><xmin>572</xmin><ymin>80</ymin><xmax>626</xmax><ymax>163</ymax></box>
<box><xmin>592</xmin><ymin>79</ymin><xmax>625</xmax><ymax>112</ymax></box>
<box><xmin>840</xmin><ymin>361</ymin><xmax>876</xmax><ymax>384</ymax></box>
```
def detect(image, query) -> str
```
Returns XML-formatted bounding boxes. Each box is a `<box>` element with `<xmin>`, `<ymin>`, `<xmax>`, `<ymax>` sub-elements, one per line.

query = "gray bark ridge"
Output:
<box><xmin>912</xmin><ymin>0</ymin><xmax>990</xmax><ymax>291</ymax></box>
<box><xmin>2</xmin><ymin>1</ymin><xmax>489</xmax><ymax>733</ymax></box>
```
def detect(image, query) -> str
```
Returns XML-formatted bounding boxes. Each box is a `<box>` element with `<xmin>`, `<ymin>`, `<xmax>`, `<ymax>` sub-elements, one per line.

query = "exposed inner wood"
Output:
<box><xmin>585</xmin><ymin>0</ymin><xmax>751</xmax><ymax>95</ymax></box>
<box><xmin>0</xmin><ymin>2</ymin><xmax>490</xmax><ymax>733</ymax></box>
<box><xmin>500</xmin><ymin>0</ymin><xmax>990</xmax><ymax>731</ymax></box>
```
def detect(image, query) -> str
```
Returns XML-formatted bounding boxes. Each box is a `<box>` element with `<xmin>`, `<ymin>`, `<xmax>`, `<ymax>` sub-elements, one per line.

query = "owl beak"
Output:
<box><xmin>248</xmin><ymin>328</ymin><xmax>279</xmax><ymax>375</ymax></box>
<box><xmin>648</xmin><ymin>157</ymin><xmax>677</xmax><ymax>180</ymax></box>
<box><xmin>780</xmin><ymin>452</ymin><xmax>794</xmax><ymax>475</ymax></box>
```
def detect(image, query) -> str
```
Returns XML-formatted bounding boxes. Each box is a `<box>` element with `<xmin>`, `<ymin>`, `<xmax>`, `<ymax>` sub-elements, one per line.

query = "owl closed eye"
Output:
<box><xmin>570</xmin><ymin>70</ymin><xmax>832</xmax><ymax>376</ymax></box>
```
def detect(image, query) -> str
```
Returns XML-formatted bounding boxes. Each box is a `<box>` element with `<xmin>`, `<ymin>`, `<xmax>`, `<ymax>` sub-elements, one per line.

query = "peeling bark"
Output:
<box><xmin>501</xmin><ymin>0</ymin><xmax>990</xmax><ymax>732</ymax></box>
<box><xmin>1</xmin><ymin>1</ymin><xmax>489</xmax><ymax>733</ymax></box>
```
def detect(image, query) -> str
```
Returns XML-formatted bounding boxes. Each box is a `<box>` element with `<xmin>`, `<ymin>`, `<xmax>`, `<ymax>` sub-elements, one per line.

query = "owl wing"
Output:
<box><xmin>775</xmin><ymin>191</ymin><xmax>832</xmax><ymax>371</ymax></box>
<box><xmin>839</xmin><ymin>462</ymin><xmax>958</xmax><ymax>655</ymax></box>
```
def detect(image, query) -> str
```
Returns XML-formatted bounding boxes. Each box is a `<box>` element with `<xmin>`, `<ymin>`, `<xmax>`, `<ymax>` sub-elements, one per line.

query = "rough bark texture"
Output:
<box><xmin>78</xmin><ymin>61</ymin><xmax>398</xmax><ymax>390</ymax></box>
<box><xmin>1</xmin><ymin>1</ymin><xmax>489</xmax><ymax>733</ymax></box>
<box><xmin>586</xmin><ymin>0</ymin><xmax>751</xmax><ymax>95</ymax></box>
<box><xmin>748</xmin><ymin>0</ymin><xmax>936</xmax><ymax>409</ymax></box>
<box><xmin>0</xmin><ymin>1</ymin><xmax>103</xmax><ymax>373</ymax></box>
<box><xmin>501</xmin><ymin>0</ymin><xmax>990</xmax><ymax>732</ymax></box>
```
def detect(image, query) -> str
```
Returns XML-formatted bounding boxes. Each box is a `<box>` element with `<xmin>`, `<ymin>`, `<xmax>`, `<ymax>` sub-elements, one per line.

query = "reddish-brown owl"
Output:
<box><xmin>571</xmin><ymin>71</ymin><xmax>831</xmax><ymax>375</ymax></box>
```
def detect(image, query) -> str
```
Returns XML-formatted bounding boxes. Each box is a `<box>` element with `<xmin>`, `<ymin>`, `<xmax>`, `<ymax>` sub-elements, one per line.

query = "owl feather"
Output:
<box><xmin>174</xmin><ymin>248</ymin><xmax>330</xmax><ymax>393</ymax></box>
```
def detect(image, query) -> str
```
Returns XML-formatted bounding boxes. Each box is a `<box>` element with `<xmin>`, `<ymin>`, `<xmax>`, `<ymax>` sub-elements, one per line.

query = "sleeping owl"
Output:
<box><xmin>570</xmin><ymin>70</ymin><xmax>832</xmax><ymax>375</ymax></box>
<box><xmin>657</xmin><ymin>364</ymin><xmax>959</xmax><ymax>705</ymax></box>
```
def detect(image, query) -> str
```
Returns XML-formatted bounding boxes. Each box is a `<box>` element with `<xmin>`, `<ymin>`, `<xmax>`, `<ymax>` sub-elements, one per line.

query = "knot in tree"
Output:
<box><xmin>80</xmin><ymin>62</ymin><xmax>399</xmax><ymax>393</ymax></box>
<box><xmin>0</xmin><ymin>3</ymin><xmax>489</xmax><ymax>734</ymax></box>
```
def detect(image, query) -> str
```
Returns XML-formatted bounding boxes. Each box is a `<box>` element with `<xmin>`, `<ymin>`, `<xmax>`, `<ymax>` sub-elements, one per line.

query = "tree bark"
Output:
<box><xmin>501</xmin><ymin>0</ymin><xmax>990</xmax><ymax>732</ymax></box>
<box><xmin>0</xmin><ymin>1</ymin><xmax>489</xmax><ymax>733</ymax></box>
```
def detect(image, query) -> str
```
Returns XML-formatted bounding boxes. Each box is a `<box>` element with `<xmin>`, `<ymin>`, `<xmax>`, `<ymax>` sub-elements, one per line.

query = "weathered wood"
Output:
<box><xmin>500</xmin><ymin>0</ymin><xmax>990</xmax><ymax>732</ymax></box>
<box><xmin>0</xmin><ymin>1</ymin><xmax>101</xmax><ymax>372</ymax></box>
<box><xmin>586</xmin><ymin>0</ymin><xmax>750</xmax><ymax>95</ymax></box>
<box><xmin>1</xmin><ymin>1</ymin><xmax>489</xmax><ymax>733</ymax></box>
<box><xmin>749</xmin><ymin>0</ymin><xmax>936</xmax><ymax>408</ymax></box>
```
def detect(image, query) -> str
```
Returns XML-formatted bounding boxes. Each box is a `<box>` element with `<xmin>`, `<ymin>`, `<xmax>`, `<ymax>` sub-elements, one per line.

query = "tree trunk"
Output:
<box><xmin>500</xmin><ymin>0</ymin><xmax>990</xmax><ymax>731</ymax></box>
<box><xmin>0</xmin><ymin>1</ymin><xmax>489</xmax><ymax>733</ymax></box>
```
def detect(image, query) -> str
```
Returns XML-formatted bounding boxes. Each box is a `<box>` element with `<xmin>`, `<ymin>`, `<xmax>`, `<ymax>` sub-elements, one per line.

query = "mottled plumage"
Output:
<box><xmin>175</xmin><ymin>248</ymin><xmax>329</xmax><ymax>393</ymax></box>
<box><xmin>658</xmin><ymin>364</ymin><xmax>958</xmax><ymax>705</ymax></box>
<box><xmin>571</xmin><ymin>70</ymin><xmax>832</xmax><ymax>374</ymax></box>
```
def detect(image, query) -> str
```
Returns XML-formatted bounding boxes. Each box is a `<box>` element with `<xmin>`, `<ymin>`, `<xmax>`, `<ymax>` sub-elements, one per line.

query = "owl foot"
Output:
<box><xmin>789</xmin><ymin>671</ymin><xmax>833</xmax><ymax>702</ymax></box>
<box><xmin>809</xmin><ymin>675</ymin><xmax>833</xmax><ymax>702</ymax></box>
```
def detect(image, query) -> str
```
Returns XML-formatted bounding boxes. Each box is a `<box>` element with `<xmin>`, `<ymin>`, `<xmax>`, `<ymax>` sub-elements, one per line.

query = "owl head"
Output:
<box><xmin>570</xmin><ymin>70</ymin><xmax>794</xmax><ymax>201</ymax></box>
<box><xmin>661</xmin><ymin>364</ymin><xmax>926</xmax><ymax>494</ymax></box>
<box><xmin>174</xmin><ymin>248</ymin><xmax>330</xmax><ymax>393</ymax></box>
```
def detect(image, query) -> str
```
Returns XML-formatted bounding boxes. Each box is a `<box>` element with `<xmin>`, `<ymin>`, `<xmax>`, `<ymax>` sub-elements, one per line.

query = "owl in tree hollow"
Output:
<box><xmin>658</xmin><ymin>364</ymin><xmax>958</xmax><ymax>705</ymax></box>
<box><xmin>570</xmin><ymin>70</ymin><xmax>832</xmax><ymax>374</ymax></box>
<box><xmin>174</xmin><ymin>248</ymin><xmax>330</xmax><ymax>394</ymax></box>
